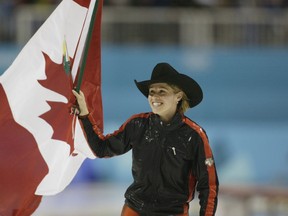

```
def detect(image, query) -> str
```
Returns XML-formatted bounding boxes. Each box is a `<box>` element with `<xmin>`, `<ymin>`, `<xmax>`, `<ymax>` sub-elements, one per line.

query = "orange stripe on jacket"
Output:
<box><xmin>183</xmin><ymin>117</ymin><xmax>218</xmax><ymax>216</ymax></box>
<box><xmin>87</xmin><ymin>112</ymin><xmax>152</xmax><ymax>140</ymax></box>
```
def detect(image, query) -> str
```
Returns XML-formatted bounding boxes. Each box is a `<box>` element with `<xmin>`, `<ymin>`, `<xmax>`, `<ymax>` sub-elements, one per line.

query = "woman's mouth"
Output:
<box><xmin>152</xmin><ymin>102</ymin><xmax>162</xmax><ymax>107</ymax></box>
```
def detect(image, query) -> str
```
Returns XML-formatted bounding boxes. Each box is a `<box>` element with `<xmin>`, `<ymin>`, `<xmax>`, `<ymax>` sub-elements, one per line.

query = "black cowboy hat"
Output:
<box><xmin>134</xmin><ymin>62</ymin><xmax>203</xmax><ymax>108</ymax></box>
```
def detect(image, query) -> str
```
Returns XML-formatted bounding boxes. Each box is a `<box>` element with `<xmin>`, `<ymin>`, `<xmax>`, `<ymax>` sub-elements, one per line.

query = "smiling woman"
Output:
<box><xmin>148</xmin><ymin>83</ymin><xmax>183</xmax><ymax>122</ymax></box>
<box><xmin>72</xmin><ymin>62</ymin><xmax>219</xmax><ymax>216</ymax></box>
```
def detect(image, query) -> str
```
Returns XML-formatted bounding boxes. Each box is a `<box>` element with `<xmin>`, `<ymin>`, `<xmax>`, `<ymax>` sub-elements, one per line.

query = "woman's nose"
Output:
<box><xmin>151</xmin><ymin>93</ymin><xmax>160</xmax><ymax>99</ymax></box>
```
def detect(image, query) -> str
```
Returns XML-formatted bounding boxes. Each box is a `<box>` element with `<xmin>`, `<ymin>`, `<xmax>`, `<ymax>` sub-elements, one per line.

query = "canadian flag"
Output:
<box><xmin>0</xmin><ymin>0</ymin><xmax>103</xmax><ymax>215</ymax></box>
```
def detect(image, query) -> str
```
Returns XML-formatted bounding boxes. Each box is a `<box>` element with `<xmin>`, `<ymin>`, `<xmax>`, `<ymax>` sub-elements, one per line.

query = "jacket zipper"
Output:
<box><xmin>168</xmin><ymin>146</ymin><xmax>187</xmax><ymax>157</ymax></box>
<box><xmin>171</xmin><ymin>147</ymin><xmax>176</xmax><ymax>155</ymax></box>
<box><xmin>168</xmin><ymin>146</ymin><xmax>177</xmax><ymax>155</ymax></box>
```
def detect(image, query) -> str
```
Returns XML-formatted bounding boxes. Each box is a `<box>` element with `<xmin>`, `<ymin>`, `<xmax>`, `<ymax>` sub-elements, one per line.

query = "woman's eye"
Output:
<box><xmin>149</xmin><ymin>89</ymin><xmax>168</xmax><ymax>96</ymax></box>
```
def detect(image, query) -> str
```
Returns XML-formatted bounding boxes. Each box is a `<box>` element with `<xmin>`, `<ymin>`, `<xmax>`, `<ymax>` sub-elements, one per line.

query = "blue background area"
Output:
<box><xmin>1</xmin><ymin>44</ymin><xmax>288</xmax><ymax>187</ymax></box>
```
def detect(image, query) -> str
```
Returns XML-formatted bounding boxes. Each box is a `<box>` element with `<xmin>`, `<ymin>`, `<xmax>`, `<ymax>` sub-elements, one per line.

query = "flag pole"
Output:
<box><xmin>75</xmin><ymin>0</ymin><xmax>100</xmax><ymax>93</ymax></box>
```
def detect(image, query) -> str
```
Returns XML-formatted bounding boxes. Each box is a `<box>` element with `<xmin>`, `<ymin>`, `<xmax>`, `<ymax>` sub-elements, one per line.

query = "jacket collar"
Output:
<box><xmin>151</xmin><ymin>112</ymin><xmax>184</xmax><ymax>131</ymax></box>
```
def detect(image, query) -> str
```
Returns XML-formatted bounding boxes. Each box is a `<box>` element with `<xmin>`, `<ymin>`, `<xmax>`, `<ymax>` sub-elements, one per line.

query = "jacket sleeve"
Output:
<box><xmin>195</xmin><ymin>130</ymin><xmax>219</xmax><ymax>216</ymax></box>
<box><xmin>79</xmin><ymin>114</ymin><xmax>134</xmax><ymax>158</ymax></box>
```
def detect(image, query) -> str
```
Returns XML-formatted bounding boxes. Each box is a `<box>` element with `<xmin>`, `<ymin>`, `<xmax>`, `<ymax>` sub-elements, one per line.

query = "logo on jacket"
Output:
<box><xmin>205</xmin><ymin>158</ymin><xmax>214</xmax><ymax>167</ymax></box>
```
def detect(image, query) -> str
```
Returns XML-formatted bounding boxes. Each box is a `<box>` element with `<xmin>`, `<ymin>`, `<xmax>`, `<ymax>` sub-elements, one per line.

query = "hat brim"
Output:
<box><xmin>134</xmin><ymin>74</ymin><xmax>203</xmax><ymax>108</ymax></box>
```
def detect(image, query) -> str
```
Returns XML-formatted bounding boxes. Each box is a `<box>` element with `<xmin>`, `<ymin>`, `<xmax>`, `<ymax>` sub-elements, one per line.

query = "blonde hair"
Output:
<box><xmin>170</xmin><ymin>84</ymin><xmax>190</xmax><ymax>114</ymax></box>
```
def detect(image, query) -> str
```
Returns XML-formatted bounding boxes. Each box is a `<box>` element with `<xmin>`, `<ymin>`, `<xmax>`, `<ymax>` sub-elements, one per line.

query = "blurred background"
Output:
<box><xmin>1</xmin><ymin>0</ymin><xmax>288</xmax><ymax>215</ymax></box>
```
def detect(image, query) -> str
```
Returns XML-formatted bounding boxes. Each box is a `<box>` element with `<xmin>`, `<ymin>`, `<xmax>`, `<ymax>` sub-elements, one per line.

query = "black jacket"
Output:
<box><xmin>80</xmin><ymin>112</ymin><xmax>219</xmax><ymax>216</ymax></box>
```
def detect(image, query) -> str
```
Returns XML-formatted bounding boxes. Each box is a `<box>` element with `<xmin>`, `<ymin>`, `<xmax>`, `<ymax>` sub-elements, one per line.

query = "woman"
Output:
<box><xmin>73</xmin><ymin>62</ymin><xmax>219</xmax><ymax>216</ymax></box>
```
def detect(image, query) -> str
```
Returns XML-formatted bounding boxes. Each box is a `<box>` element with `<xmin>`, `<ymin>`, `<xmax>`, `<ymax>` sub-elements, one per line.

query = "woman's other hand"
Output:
<box><xmin>72</xmin><ymin>90</ymin><xmax>89</xmax><ymax>116</ymax></box>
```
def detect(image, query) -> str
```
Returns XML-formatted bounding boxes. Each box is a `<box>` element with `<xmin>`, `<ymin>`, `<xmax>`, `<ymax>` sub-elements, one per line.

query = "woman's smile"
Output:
<box><xmin>152</xmin><ymin>102</ymin><xmax>163</xmax><ymax>107</ymax></box>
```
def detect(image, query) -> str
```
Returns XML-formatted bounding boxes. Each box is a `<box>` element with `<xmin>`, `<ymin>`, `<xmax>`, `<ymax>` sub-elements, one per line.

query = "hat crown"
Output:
<box><xmin>151</xmin><ymin>63</ymin><xmax>178</xmax><ymax>80</ymax></box>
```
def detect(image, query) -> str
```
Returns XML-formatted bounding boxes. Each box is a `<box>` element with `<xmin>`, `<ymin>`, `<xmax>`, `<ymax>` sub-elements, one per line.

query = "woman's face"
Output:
<box><xmin>148</xmin><ymin>83</ymin><xmax>183</xmax><ymax>122</ymax></box>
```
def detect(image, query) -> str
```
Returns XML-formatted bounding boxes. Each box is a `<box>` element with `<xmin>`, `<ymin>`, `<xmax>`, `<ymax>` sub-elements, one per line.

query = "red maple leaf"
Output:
<box><xmin>38</xmin><ymin>52</ymin><xmax>77</xmax><ymax>156</ymax></box>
